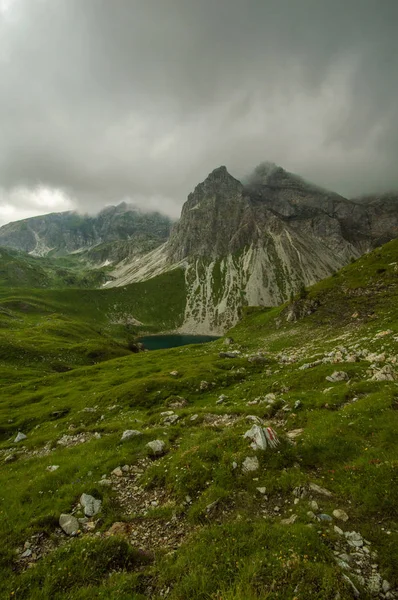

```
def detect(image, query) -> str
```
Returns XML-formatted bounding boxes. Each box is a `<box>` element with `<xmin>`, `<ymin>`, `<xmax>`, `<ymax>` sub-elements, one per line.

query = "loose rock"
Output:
<box><xmin>121</xmin><ymin>430</ymin><xmax>141</xmax><ymax>441</ymax></box>
<box><xmin>219</xmin><ymin>351</ymin><xmax>241</xmax><ymax>358</ymax></box>
<box><xmin>242</xmin><ymin>456</ymin><xmax>259</xmax><ymax>473</ymax></box>
<box><xmin>147</xmin><ymin>440</ymin><xmax>166</xmax><ymax>456</ymax></box>
<box><xmin>80</xmin><ymin>493</ymin><xmax>102</xmax><ymax>517</ymax></box>
<box><xmin>333</xmin><ymin>509</ymin><xmax>349</xmax><ymax>522</ymax></box>
<box><xmin>244</xmin><ymin>425</ymin><xmax>280</xmax><ymax>450</ymax></box>
<box><xmin>59</xmin><ymin>514</ymin><xmax>79</xmax><ymax>536</ymax></box>
<box><xmin>309</xmin><ymin>482</ymin><xmax>333</xmax><ymax>497</ymax></box>
<box><xmin>326</xmin><ymin>371</ymin><xmax>349</xmax><ymax>383</ymax></box>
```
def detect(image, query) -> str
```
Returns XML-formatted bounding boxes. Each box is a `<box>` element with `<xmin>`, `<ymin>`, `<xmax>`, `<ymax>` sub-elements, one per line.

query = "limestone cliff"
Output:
<box><xmin>105</xmin><ymin>163</ymin><xmax>398</xmax><ymax>333</ymax></box>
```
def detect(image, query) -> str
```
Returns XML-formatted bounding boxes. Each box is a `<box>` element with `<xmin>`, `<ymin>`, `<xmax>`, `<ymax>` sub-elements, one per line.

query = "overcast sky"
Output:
<box><xmin>0</xmin><ymin>0</ymin><xmax>397</xmax><ymax>225</ymax></box>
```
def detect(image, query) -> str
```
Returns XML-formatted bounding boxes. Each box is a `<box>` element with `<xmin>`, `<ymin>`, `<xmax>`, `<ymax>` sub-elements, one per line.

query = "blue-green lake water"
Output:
<box><xmin>139</xmin><ymin>334</ymin><xmax>219</xmax><ymax>350</ymax></box>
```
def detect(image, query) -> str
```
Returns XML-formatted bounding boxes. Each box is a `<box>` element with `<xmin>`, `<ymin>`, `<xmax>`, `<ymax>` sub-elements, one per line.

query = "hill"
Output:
<box><xmin>1</xmin><ymin>238</ymin><xmax>397</xmax><ymax>599</ymax></box>
<box><xmin>0</xmin><ymin>266</ymin><xmax>186</xmax><ymax>383</ymax></box>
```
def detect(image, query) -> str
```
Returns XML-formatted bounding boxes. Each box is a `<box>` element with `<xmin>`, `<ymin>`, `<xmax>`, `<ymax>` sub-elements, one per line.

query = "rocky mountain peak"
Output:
<box><xmin>183</xmin><ymin>166</ymin><xmax>243</xmax><ymax>213</ymax></box>
<box><xmin>168</xmin><ymin>166</ymin><xmax>250</xmax><ymax>262</ymax></box>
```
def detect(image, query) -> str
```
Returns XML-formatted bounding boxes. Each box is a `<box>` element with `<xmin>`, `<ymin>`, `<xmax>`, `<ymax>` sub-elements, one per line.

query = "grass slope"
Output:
<box><xmin>0</xmin><ymin>268</ymin><xmax>186</xmax><ymax>382</ymax></box>
<box><xmin>0</xmin><ymin>241</ymin><xmax>397</xmax><ymax>599</ymax></box>
<box><xmin>0</xmin><ymin>246</ymin><xmax>111</xmax><ymax>289</ymax></box>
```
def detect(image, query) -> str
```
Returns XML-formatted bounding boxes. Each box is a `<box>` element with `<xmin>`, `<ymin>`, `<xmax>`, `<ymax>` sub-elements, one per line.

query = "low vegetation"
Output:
<box><xmin>0</xmin><ymin>240</ymin><xmax>397</xmax><ymax>598</ymax></box>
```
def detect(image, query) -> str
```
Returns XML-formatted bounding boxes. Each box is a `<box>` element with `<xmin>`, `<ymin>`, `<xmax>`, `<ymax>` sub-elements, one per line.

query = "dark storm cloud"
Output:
<box><xmin>0</xmin><ymin>0</ymin><xmax>397</xmax><ymax>224</ymax></box>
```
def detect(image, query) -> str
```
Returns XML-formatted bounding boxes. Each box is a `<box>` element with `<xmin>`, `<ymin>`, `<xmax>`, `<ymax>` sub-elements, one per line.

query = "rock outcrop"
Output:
<box><xmin>105</xmin><ymin>163</ymin><xmax>398</xmax><ymax>333</ymax></box>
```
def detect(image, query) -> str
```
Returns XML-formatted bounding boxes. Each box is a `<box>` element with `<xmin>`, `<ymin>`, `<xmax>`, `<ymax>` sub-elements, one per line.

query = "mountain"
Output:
<box><xmin>105</xmin><ymin>163</ymin><xmax>398</xmax><ymax>333</ymax></box>
<box><xmin>2</xmin><ymin>163</ymin><xmax>397</xmax><ymax>334</ymax></box>
<box><xmin>0</xmin><ymin>202</ymin><xmax>174</xmax><ymax>258</ymax></box>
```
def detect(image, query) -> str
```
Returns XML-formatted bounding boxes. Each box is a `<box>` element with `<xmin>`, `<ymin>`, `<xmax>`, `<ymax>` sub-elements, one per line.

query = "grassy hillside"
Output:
<box><xmin>0</xmin><ymin>241</ymin><xmax>397</xmax><ymax>598</ymax></box>
<box><xmin>0</xmin><ymin>246</ymin><xmax>111</xmax><ymax>289</ymax></box>
<box><xmin>0</xmin><ymin>268</ymin><xmax>186</xmax><ymax>382</ymax></box>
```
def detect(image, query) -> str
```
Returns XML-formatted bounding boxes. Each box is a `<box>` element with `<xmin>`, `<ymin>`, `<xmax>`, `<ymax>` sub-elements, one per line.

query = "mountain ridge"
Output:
<box><xmin>103</xmin><ymin>163</ymin><xmax>398</xmax><ymax>333</ymax></box>
<box><xmin>1</xmin><ymin>162</ymin><xmax>398</xmax><ymax>333</ymax></box>
<box><xmin>0</xmin><ymin>203</ymin><xmax>174</xmax><ymax>258</ymax></box>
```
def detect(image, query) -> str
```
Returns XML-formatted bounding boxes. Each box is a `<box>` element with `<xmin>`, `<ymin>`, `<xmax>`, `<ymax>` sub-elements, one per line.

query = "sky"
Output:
<box><xmin>0</xmin><ymin>0</ymin><xmax>397</xmax><ymax>226</ymax></box>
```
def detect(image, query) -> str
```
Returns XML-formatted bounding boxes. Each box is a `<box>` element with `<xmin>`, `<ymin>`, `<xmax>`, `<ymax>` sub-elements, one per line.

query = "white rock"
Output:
<box><xmin>244</xmin><ymin>425</ymin><xmax>280</xmax><ymax>450</ymax></box>
<box><xmin>333</xmin><ymin>509</ymin><xmax>349</xmax><ymax>522</ymax></box>
<box><xmin>367</xmin><ymin>573</ymin><xmax>382</xmax><ymax>595</ymax></box>
<box><xmin>121</xmin><ymin>430</ymin><xmax>141</xmax><ymax>441</ymax></box>
<box><xmin>309</xmin><ymin>482</ymin><xmax>332</xmax><ymax>497</ymax></box>
<box><xmin>256</xmin><ymin>487</ymin><xmax>267</xmax><ymax>494</ymax></box>
<box><xmin>244</xmin><ymin>425</ymin><xmax>268</xmax><ymax>450</ymax></box>
<box><xmin>59</xmin><ymin>514</ymin><xmax>79</xmax><ymax>536</ymax></box>
<box><xmin>345</xmin><ymin>531</ymin><xmax>363</xmax><ymax>548</ymax></box>
<box><xmin>80</xmin><ymin>493</ymin><xmax>102</xmax><ymax>517</ymax></box>
<box><xmin>334</xmin><ymin>526</ymin><xmax>344</xmax><ymax>535</ymax></box>
<box><xmin>281</xmin><ymin>514</ymin><xmax>297</xmax><ymax>525</ymax></box>
<box><xmin>163</xmin><ymin>414</ymin><xmax>180</xmax><ymax>425</ymax></box>
<box><xmin>46</xmin><ymin>465</ymin><xmax>59</xmax><ymax>472</ymax></box>
<box><xmin>326</xmin><ymin>371</ymin><xmax>349</xmax><ymax>383</ymax></box>
<box><xmin>146</xmin><ymin>440</ymin><xmax>166</xmax><ymax>456</ymax></box>
<box><xmin>382</xmin><ymin>580</ymin><xmax>391</xmax><ymax>593</ymax></box>
<box><xmin>242</xmin><ymin>456</ymin><xmax>259</xmax><ymax>473</ymax></box>
<box><xmin>14</xmin><ymin>432</ymin><xmax>27</xmax><ymax>443</ymax></box>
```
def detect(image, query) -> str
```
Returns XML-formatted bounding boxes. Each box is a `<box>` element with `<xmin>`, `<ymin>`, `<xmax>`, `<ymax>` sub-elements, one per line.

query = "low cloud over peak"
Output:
<box><xmin>0</xmin><ymin>0</ymin><xmax>397</xmax><ymax>225</ymax></box>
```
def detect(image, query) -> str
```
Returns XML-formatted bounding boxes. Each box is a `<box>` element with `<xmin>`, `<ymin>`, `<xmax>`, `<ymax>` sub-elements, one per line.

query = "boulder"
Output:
<box><xmin>147</xmin><ymin>440</ymin><xmax>166</xmax><ymax>456</ymax></box>
<box><xmin>163</xmin><ymin>414</ymin><xmax>180</xmax><ymax>425</ymax></box>
<box><xmin>333</xmin><ymin>509</ymin><xmax>349</xmax><ymax>522</ymax></box>
<box><xmin>244</xmin><ymin>425</ymin><xmax>280</xmax><ymax>451</ymax></box>
<box><xmin>345</xmin><ymin>531</ymin><xmax>363</xmax><ymax>548</ymax></box>
<box><xmin>121</xmin><ymin>430</ymin><xmax>141</xmax><ymax>441</ymax></box>
<box><xmin>244</xmin><ymin>425</ymin><xmax>268</xmax><ymax>450</ymax></box>
<box><xmin>80</xmin><ymin>493</ymin><xmax>102</xmax><ymax>517</ymax></box>
<box><xmin>14</xmin><ymin>432</ymin><xmax>27</xmax><ymax>443</ymax></box>
<box><xmin>326</xmin><ymin>371</ymin><xmax>349</xmax><ymax>383</ymax></box>
<box><xmin>59</xmin><ymin>513</ymin><xmax>79</xmax><ymax>536</ymax></box>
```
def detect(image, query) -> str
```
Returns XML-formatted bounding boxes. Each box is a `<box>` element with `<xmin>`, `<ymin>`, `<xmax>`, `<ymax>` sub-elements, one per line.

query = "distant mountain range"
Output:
<box><xmin>1</xmin><ymin>162</ymin><xmax>397</xmax><ymax>332</ymax></box>
<box><xmin>0</xmin><ymin>202</ymin><xmax>174</xmax><ymax>258</ymax></box>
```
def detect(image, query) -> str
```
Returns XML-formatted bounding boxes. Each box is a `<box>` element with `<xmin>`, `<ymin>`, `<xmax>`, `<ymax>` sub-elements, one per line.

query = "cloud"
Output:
<box><xmin>0</xmin><ymin>0</ymin><xmax>397</xmax><ymax>225</ymax></box>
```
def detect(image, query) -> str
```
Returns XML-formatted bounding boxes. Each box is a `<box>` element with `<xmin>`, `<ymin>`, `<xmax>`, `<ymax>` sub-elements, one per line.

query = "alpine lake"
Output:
<box><xmin>138</xmin><ymin>334</ymin><xmax>219</xmax><ymax>350</ymax></box>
